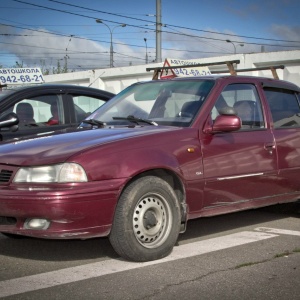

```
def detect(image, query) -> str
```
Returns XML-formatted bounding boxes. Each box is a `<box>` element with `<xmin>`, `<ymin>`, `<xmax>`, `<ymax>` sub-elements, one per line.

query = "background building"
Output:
<box><xmin>44</xmin><ymin>50</ymin><xmax>300</xmax><ymax>94</ymax></box>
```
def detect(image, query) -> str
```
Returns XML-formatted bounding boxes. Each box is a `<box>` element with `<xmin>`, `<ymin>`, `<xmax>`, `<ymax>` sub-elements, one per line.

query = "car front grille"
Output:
<box><xmin>0</xmin><ymin>169</ymin><xmax>13</xmax><ymax>183</ymax></box>
<box><xmin>0</xmin><ymin>216</ymin><xmax>17</xmax><ymax>225</ymax></box>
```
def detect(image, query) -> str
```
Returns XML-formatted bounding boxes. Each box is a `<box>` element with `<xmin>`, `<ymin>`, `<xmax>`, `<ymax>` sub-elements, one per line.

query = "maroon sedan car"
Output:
<box><xmin>0</xmin><ymin>75</ymin><xmax>299</xmax><ymax>262</ymax></box>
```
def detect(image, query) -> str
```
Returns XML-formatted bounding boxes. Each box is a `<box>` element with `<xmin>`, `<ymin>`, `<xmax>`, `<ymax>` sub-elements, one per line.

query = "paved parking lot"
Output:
<box><xmin>0</xmin><ymin>202</ymin><xmax>299</xmax><ymax>299</ymax></box>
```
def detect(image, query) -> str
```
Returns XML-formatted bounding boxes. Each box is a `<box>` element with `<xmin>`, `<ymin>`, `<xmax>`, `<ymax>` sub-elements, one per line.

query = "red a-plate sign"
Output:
<box><xmin>160</xmin><ymin>58</ymin><xmax>211</xmax><ymax>79</ymax></box>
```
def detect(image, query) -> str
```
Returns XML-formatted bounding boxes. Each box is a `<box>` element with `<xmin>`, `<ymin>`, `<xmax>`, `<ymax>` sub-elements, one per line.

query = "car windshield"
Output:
<box><xmin>84</xmin><ymin>79</ymin><xmax>214</xmax><ymax>127</ymax></box>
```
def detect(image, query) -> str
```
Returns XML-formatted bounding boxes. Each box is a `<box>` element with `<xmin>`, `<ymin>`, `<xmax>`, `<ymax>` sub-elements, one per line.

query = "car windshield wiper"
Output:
<box><xmin>82</xmin><ymin>119</ymin><xmax>106</xmax><ymax>128</ymax></box>
<box><xmin>113</xmin><ymin>115</ymin><xmax>158</xmax><ymax>126</ymax></box>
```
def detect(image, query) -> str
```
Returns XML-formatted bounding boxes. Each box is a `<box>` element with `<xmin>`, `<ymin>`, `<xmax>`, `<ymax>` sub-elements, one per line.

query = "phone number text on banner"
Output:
<box><xmin>173</xmin><ymin>67</ymin><xmax>211</xmax><ymax>77</ymax></box>
<box><xmin>0</xmin><ymin>68</ymin><xmax>45</xmax><ymax>85</ymax></box>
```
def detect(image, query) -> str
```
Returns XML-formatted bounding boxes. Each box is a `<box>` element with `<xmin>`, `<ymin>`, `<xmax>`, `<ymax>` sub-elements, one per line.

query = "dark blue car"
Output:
<box><xmin>0</xmin><ymin>84</ymin><xmax>114</xmax><ymax>141</ymax></box>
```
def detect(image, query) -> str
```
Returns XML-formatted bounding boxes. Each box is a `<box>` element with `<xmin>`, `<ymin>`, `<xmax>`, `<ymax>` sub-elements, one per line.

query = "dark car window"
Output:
<box><xmin>71</xmin><ymin>95</ymin><xmax>107</xmax><ymax>123</ymax></box>
<box><xmin>0</xmin><ymin>85</ymin><xmax>114</xmax><ymax>142</ymax></box>
<box><xmin>264</xmin><ymin>88</ymin><xmax>300</xmax><ymax>128</ymax></box>
<box><xmin>211</xmin><ymin>83</ymin><xmax>265</xmax><ymax>130</ymax></box>
<box><xmin>0</xmin><ymin>94</ymin><xmax>63</xmax><ymax>128</ymax></box>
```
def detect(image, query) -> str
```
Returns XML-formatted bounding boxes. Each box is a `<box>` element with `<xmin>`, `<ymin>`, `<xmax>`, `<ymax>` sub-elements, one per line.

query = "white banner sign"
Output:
<box><xmin>160</xmin><ymin>58</ymin><xmax>211</xmax><ymax>79</ymax></box>
<box><xmin>0</xmin><ymin>68</ymin><xmax>44</xmax><ymax>85</ymax></box>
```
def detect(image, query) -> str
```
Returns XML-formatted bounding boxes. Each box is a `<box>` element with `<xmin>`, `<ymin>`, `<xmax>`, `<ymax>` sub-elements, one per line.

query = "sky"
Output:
<box><xmin>0</xmin><ymin>0</ymin><xmax>299</xmax><ymax>73</ymax></box>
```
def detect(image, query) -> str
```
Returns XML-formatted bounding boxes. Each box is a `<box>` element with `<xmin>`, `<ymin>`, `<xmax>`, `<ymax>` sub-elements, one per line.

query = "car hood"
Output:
<box><xmin>0</xmin><ymin>126</ymin><xmax>179</xmax><ymax>166</ymax></box>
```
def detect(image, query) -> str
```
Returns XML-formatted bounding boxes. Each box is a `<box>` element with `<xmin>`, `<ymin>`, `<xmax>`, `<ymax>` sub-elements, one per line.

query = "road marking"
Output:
<box><xmin>255</xmin><ymin>227</ymin><xmax>300</xmax><ymax>236</ymax></box>
<box><xmin>0</xmin><ymin>231</ymin><xmax>278</xmax><ymax>298</ymax></box>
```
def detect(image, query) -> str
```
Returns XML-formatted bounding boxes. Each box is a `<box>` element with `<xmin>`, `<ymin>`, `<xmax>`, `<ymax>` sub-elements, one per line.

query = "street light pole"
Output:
<box><xmin>64</xmin><ymin>35</ymin><xmax>73</xmax><ymax>72</ymax></box>
<box><xmin>226</xmin><ymin>39</ymin><xmax>236</xmax><ymax>53</ymax></box>
<box><xmin>156</xmin><ymin>0</ymin><xmax>162</xmax><ymax>62</ymax></box>
<box><xmin>226</xmin><ymin>39</ymin><xmax>244</xmax><ymax>54</ymax></box>
<box><xmin>144</xmin><ymin>38</ymin><xmax>148</xmax><ymax>64</ymax></box>
<box><xmin>95</xmin><ymin>19</ymin><xmax>126</xmax><ymax>68</ymax></box>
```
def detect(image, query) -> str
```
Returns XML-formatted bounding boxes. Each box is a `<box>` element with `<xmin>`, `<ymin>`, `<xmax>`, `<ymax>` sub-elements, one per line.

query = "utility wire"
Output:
<box><xmin>10</xmin><ymin>0</ymin><xmax>300</xmax><ymax>46</ymax></box>
<box><xmin>46</xmin><ymin>0</ymin><xmax>300</xmax><ymax>44</ymax></box>
<box><xmin>3</xmin><ymin>0</ymin><xmax>299</xmax><ymax>69</ymax></box>
<box><xmin>2</xmin><ymin>18</ymin><xmax>299</xmax><ymax>51</ymax></box>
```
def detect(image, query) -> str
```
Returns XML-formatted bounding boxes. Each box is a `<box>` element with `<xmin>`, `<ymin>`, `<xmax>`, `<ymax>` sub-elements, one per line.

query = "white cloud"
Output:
<box><xmin>0</xmin><ymin>26</ymin><xmax>113</xmax><ymax>71</ymax></box>
<box><xmin>1</xmin><ymin>24</ymin><xmax>299</xmax><ymax>72</ymax></box>
<box><xmin>270</xmin><ymin>25</ymin><xmax>300</xmax><ymax>42</ymax></box>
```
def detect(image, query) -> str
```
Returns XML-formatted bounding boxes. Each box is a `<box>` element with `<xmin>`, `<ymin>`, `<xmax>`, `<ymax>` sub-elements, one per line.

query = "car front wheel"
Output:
<box><xmin>109</xmin><ymin>175</ymin><xmax>181</xmax><ymax>262</ymax></box>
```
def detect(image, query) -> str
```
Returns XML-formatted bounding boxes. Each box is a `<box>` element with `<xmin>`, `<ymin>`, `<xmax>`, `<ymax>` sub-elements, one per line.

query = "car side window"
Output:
<box><xmin>264</xmin><ymin>88</ymin><xmax>300</xmax><ymax>128</ymax></box>
<box><xmin>211</xmin><ymin>83</ymin><xmax>265</xmax><ymax>130</ymax></box>
<box><xmin>1</xmin><ymin>95</ymin><xmax>64</xmax><ymax>129</ymax></box>
<box><xmin>72</xmin><ymin>95</ymin><xmax>107</xmax><ymax>122</ymax></box>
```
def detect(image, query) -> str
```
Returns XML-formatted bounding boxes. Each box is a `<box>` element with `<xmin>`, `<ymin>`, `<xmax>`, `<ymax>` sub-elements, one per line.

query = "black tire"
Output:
<box><xmin>109</xmin><ymin>175</ymin><xmax>181</xmax><ymax>262</ymax></box>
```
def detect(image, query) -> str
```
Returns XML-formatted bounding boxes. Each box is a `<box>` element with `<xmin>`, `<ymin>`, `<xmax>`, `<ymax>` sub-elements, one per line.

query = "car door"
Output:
<box><xmin>264</xmin><ymin>85</ymin><xmax>300</xmax><ymax>194</ymax></box>
<box><xmin>201</xmin><ymin>83</ymin><xmax>279</xmax><ymax>213</ymax></box>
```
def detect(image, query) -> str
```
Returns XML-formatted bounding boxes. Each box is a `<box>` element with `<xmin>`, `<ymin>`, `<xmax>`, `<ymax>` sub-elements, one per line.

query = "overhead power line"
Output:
<box><xmin>10</xmin><ymin>0</ymin><xmax>300</xmax><ymax>45</ymax></box>
<box><xmin>46</xmin><ymin>0</ymin><xmax>300</xmax><ymax>44</ymax></box>
<box><xmin>2</xmin><ymin>0</ymin><xmax>299</xmax><ymax>70</ymax></box>
<box><xmin>2</xmin><ymin>19</ymin><xmax>298</xmax><ymax>54</ymax></box>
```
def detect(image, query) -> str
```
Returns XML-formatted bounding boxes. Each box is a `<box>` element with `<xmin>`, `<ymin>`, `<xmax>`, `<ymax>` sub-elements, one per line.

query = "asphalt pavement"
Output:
<box><xmin>0</xmin><ymin>202</ymin><xmax>299</xmax><ymax>300</ymax></box>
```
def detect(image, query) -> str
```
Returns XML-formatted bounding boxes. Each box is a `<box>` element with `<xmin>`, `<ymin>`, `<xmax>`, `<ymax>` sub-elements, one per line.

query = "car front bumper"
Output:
<box><xmin>0</xmin><ymin>179</ymin><xmax>124</xmax><ymax>239</ymax></box>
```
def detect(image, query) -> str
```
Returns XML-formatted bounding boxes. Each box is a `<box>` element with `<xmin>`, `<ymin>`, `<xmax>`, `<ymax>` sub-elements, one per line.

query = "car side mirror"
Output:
<box><xmin>211</xmin><ymin>114</ymin><xmax>241</xmax><ymax>133</ymax></box>
<box><xmin>0</xmin><ymin>112</ymin><xmax>19</xmax><ymax>131</ymax></box>
<box><xmin>204</xmin><ymin>107</ymin><xmax>241</xmax><ymax>134</ymax></box>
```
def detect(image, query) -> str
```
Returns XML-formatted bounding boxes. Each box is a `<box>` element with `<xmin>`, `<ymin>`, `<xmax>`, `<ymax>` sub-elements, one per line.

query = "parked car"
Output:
<box><xmin>0</xmin><ymin>75</ymin><xmax>299</xmax><ymax>262</ymax></box>
<box><xmin>0</xmin><ymin>84</ymin><xmax>115</xmax><ymax>141</ymax></box>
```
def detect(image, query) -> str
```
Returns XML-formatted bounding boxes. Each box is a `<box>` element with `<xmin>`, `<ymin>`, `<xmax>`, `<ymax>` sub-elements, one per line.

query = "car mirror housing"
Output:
<box><xmin>212</xmin><ymin>115</ymin><xmax>241</xmax><ymax>133</ymax></box>
<box><xmin>204</xmin><ymin>113</ymin><xmax>241</xmax><ymax>134</ymax></box>
<box><xmin>0</xmin><ymin>112</ymin><xmax>19</xmax><ymax>130</ymax></box>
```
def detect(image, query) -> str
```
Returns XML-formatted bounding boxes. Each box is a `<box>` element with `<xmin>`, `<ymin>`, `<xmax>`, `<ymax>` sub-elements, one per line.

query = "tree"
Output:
<box><xmin>13</xmin><ymin>61</ymin><xmax>24</xmax><ymax>68</ymax></box>
<box><xmin>39</xmin><ymin>60</ymin><xmax>50</xmax><ymax>75</ymax></box>
<box><xmin>3</xmin><ymin>59</ymin><xmax>71</xmax><ymax>75</ymax></box>
<box><xmin>52</xmin><ymin>59</ymin><xmax>62</xmax><ymax>74</ymax></box>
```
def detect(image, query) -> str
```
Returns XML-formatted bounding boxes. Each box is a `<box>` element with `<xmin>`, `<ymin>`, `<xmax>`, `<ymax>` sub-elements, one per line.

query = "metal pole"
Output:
<box><xmin>156</xmin><ymin>0</ymin><xmax>162</xmax><ymax>62</ymax></box>
<box><xmin>226</xmin><ymin>39</ymin><xmax>236</xmax><ymax>54</ymax></box>
<box><xmin>144</xmin><ymin>38</ymin><xmax>148</xmax><ymax>64</ymax></box>
<box><xmin>95</xmin><ymin>19</ymin><xmax>126</xmax><ymax>68</ymax></box>
<box><xmin>226</xmin><ymin>39</ymin><xmax>244</xmax><ymax>54</ymax></box>
<box><xmin>109</xmin><ymin>29</ymin><xmax>113</xmax><ymax>68</ymax></box>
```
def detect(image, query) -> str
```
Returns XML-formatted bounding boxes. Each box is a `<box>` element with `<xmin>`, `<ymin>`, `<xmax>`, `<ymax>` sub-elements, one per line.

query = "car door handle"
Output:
<box><xmin>264</xmin><ymin>143</ymin><xmax>275</xmax><ymax>155</ymax></box>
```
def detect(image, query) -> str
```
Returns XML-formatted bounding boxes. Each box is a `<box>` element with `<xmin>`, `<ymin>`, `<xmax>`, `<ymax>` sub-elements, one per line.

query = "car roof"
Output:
<box><xmin>146</xmin><ymin>75</ymin><xmax>300</xmax><ymax>93</ymax></box>
<box><xmin>0</xmin><ymin>84</ymin><xmax>115</xmax><ymax>97</ymax></box>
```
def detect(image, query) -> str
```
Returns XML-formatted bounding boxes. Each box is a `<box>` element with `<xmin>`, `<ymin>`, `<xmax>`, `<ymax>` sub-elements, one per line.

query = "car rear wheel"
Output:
<box><xmin>109</xmin><ymin>175</ymin><xmax>181</xmax><ymax>262</ymax></box>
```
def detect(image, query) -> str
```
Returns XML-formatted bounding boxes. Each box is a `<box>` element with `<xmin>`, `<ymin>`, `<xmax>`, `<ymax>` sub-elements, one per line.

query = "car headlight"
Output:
<box><xmin>13</xmin><ymin>163</ymin><xmax>88</xmax><ymax>183</ymax></box>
